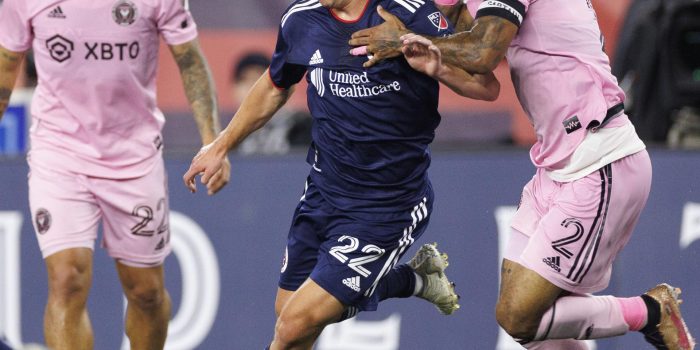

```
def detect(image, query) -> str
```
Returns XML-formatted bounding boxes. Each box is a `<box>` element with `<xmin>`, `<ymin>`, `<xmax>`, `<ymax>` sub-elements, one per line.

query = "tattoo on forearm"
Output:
<box><xmin>436</xmin><ymin>16</ymin><xmax>515</xmax><ymax>73</ymax></box>
<box><xmin>174</xmin><ymin>45</ymin><xmax>219</xmax><ymax>141</ymax></box>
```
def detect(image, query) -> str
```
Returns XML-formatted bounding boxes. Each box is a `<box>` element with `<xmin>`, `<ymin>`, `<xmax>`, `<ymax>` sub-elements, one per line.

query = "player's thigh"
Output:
<box><xmin>29</xmin><ymin>163</ymin><xmax>100</xmax><ymax>259</ymax></box>
<box><xmin>497</xmin><ymin>257</ymin><xmax>563</xmax><ymax>322</ymax></box>
<box><xmin>275</xmin><ymin>288</ymin><xmax>296</xmax><ymax>318</ymax></box>
<box><xmin>277</xmin><ymin>279</ymin><xmax>346</xmax><ymax>333</ymax></box>
<box><xmin>91</xmin><ymin>159</ymin><xmax>170</xmax><ymax>267</ymax></box>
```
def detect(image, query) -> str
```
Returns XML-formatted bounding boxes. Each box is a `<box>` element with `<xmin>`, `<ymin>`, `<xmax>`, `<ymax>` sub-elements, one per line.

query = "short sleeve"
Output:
<box><xmin>389</xmin><ymin>0</ymin><xmax>454</xmax><ymax>37</ymax></box>
<box><xmin>475</xmin><ymin>0</ymin><xmax>528</xmax><ymax>28</ymax></box>
<box><xmin>268</xmin><ymin>26</ymin><xmax>306</xmax><ymax>89</ymax></box>
<box><xmin>0</xmin><ymin>0</ymin><xmax>33</xmax><ymax>52</ymax></box>
<box><xmin>157</xmin><ymin>0</ymin><xmax>198</xmax><ymax>45</ymax></box>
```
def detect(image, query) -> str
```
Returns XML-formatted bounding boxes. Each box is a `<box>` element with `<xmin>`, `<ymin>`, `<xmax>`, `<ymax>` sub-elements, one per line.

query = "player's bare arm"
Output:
<box><xmin>170</xmin><ymin>39</ymin><xmax>230</xmax><ymax>195</ymax></box>
<box><xmin>350</xmin><ymin>7</ymin><xmax>517</xmax><ymax>74</ymax></box>
<box><xmin>0</xmin><ymin>45</ymin><xmax>25</xmax><ymax>119</ymax></box>
<box><xmin>402</xmin><ymin>34</ymin><xmax>499</xmax><ymax>101</ymax></box>
<box><xmin>183</xmin><ymin>71</ymin><xmax>293</xmax><ymax>192</ymax></box>
<box><xmin>432</xmin><ymin>16</ymin><xmax>517</xmax><ymax>74</ymax></box>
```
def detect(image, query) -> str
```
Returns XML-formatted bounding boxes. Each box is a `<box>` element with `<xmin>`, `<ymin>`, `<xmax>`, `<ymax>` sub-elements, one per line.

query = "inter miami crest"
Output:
<box><xmin>112</xmin><ymin>0</ymin><xmax>138</xmax><ymax>26</ymax></box>
<box><xmin>428</xmin><ymin>12</ymin><xmax>448</xmax><ymax>31</ymax></box>
<box><xmin>35</xmin><ymin>208</ymin><xmax>52</xmax><ymax>235</ymax></box>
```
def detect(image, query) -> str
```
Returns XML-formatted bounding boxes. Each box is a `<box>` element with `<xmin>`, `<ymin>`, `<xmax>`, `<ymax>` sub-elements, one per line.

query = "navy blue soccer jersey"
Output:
<box><xmin>269</xmin><ymin>0</ymin><xmax>453</xmax><ymax>213</ymax></box>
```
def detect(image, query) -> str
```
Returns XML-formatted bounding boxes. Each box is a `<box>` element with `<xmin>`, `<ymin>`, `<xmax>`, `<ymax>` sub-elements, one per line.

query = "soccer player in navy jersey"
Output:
<box><xmin>184</xmin><ymin>0</ymin><xmax>498</xmax><ymax>348</ymax></box>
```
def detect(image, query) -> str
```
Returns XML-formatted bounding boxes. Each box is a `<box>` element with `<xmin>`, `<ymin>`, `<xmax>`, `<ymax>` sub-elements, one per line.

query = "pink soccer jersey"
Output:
<box><xmin>471</xmin><ymin>0</ymin><xmax>629</xmax><ymax>171</ymax></box>
<box><xmin>0</xmin><ymin>0</ymin><xmax>197</xmax><ymax>178</ymax></box>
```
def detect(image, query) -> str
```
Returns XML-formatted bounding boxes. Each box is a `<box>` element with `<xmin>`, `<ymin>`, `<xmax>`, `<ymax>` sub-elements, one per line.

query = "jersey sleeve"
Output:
<box><xmin>0</xmin><ymin>0</ymin><xmax>33</xmax><ymax>52</ymax></box>
<box><xmin>157</xmin><ymin>0</ymin><xmax>198</xmax><ymax>45</ymax></box>
<box><xmin>268</xmin><ymin>24</ymin><xmax>306</xmax><ymax>89</ymax></box>
<box><xmin>389</xmin><ymin>0</ymin><xmax>455</xmax><ymax>37</ymax></box>
<box><xmin>475</xmin><ymin>0</ymin><xmax>528</xmax><ymax>28</ymax></box>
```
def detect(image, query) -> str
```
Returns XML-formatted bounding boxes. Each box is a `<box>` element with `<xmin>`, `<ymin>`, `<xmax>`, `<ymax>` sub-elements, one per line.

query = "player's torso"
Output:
<box><xmin>502</xmin><ymin>0</ymin><xmax>626</xmax><ymax>167</ymax></box>
<box><xmin>284</xmin><ymin>0</ymin><xmax>442</xmax><ymax>140</ymax></box>
<box><xmin>30</xmin><ymin>0</ymin><xmax>160</xmax><ymax>81</ymax></box>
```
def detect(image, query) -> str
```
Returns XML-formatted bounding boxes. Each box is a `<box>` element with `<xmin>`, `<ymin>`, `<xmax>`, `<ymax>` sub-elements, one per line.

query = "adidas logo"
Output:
<box><xmin>342</xmin><ymin>276</ymin><xmax>361</xmax><ymax>292</ymax></box>
<box><xmin>542</xmin><ymin>256</ymin><xmax>561</xmax><ymax>272</ymax></box>
<box><xmin>309</xmin><ymin>49</ymin><xmax>324</xmax><ymax>65</ymax></box>
<box><xmin>48</xmin><ymin>6</ymin><xmax>66</xmax><ymax>19</ymax></box>
<box><xmin>155</xmin><ymin>237</ymin><xmax>165</xmax><ymax>251</ymax></box>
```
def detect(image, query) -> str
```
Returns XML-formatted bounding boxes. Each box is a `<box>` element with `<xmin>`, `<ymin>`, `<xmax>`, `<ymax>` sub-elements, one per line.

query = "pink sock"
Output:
<box><xmin>534</xmin><ymin>295</ymin><xmax>630</xmax><ymax>341</ymax></box>
<box><xmin>616</xmin><ymin>297</ymin><xmax>648</xmax><ymax>331</ymax></box>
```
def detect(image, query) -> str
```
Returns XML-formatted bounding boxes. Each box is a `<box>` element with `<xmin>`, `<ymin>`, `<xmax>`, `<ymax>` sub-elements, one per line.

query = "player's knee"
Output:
<box><xmin>47</xmin><ymin>263</ymin><xmax>90</xmax><ymax>304</ymax></box>
<box><xmin>274</xmin><ymin>312</ymin><xmax>314</xmax><ymax>347</ymax></box>
<box><xmin>495</xmin><ymin>299</ymin><xmax>538</xmax><ymax>340</ymax></box>
<box><xmin>123</xmin><ymin>283</ymin><xmax>167</xmax><ymax>311</ymax></box>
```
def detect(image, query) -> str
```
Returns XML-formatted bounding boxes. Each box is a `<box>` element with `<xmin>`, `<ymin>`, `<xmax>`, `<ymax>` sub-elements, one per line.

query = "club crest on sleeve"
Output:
<box><xmin>428</xmin><ymin>12</ymin><xmax>449</xmax><ymax>30</ymax></box>
<box><xmin>112</xmin><ymin>0</ymin><xmax>139</xmax><ymax>26</ymax></box>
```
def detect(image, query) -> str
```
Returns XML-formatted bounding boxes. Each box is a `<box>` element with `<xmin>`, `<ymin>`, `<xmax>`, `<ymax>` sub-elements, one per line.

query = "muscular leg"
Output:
<box><xmin>116</xmin><ymin>261</ymin><xmax>171</xmax><ymax>350</ymax></box>
<box><xmin>44</xmin><ymin>248</ymin><xmax>94</xmax><ymax>350</ymax></box>
<box><xmin>495</xmin><ymin>259</ymin><xmax>564</xmax><ymax>342</ymax></box>
<box><xmin>275</xmin><ymin>287</ymin><xmax>295</xmax><ymax>317</ymax></box>
<box><xmin>496</xmin><ymin>259</ymin><xmax>633</xmax><ymax>348</ymax></box>
<box><xmin>271</xmin><ymin>279</ymin><xmax>345</xmax><ymax>350</ymax></box>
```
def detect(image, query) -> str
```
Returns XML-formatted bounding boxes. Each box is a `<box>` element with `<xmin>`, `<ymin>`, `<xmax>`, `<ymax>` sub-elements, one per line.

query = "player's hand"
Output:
<box><xmin>401</xmin><ymin>34</ymin><xmax>443</xmax><ymax>78</ymax></box>
<box><xmin>183</xmin><ymin>141</ymin><xmax>228</xmax><ymax>194</ymax></box>
<box><xmin>204</xmin><ymin>156</ymin><xmax>230</xmax><ymax>195</ymax></box>
<box><xmin>348</xmin><ymin>5</ymin><xmax>410</xmax><ymax>68</ymax></box>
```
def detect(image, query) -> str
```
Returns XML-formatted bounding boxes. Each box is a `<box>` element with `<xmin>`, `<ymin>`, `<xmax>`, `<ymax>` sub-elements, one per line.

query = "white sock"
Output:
<box><xmin>412</xmin><ymin>272</ymin><xmax>424</xmax><ymax>296</ymax></box>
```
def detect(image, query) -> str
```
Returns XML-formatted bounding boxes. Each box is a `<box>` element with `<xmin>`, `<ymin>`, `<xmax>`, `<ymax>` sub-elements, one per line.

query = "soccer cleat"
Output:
<box><xmin>408</xmin><ymin>243</ymin><xmax>460</xmax><ymax>315</ymax></box>
<box><xmin>642</xmin><ymin>283</ymin><xmax>696</xmax><ymax>350</ymax></box>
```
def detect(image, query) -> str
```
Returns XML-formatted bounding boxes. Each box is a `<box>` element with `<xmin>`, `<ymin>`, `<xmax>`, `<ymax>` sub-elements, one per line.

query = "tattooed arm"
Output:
<box><xmin>170</xmin><ymin>39</ymin><xmax>230</xmax><ymax>195</ymax></box>
<box><xmin>350</xmin><ymin>9</ymin><xmax>517</xmax><ymax>74</ymax></box>
<box><xmin>432</xmin><ymin>16</ymin><xmax>517</xmax><ymax>74</ymax></box>
<box><xmin>0</xmin><ymin>45</ymin><xmax>25</xmax><ymax>121</ymax></box>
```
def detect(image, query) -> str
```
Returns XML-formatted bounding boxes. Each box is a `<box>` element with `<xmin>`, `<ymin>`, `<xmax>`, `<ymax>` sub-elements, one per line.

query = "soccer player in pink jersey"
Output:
<box><xmin>349</xmin><ymin>0</ymin><xmax>695</xmax><ymax>349</ymax></box>
<box><xmin>0</xmin><ymin>0</ymin><xmax>229</xmax><ymax>349</ymax></box>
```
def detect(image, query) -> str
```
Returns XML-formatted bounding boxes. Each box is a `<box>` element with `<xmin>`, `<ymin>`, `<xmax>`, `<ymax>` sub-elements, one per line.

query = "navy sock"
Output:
<box><xmin>376</xmin><ymin>264</ymin><xmax>416</xmax><ymax>301</ymax></box>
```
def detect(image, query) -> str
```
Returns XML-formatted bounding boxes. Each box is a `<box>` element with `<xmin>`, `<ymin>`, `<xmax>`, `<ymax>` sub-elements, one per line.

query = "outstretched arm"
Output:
<box><xmin>183</xmin><ymin>71</ymin><xmax>293</xmax><ymax>192</ymax></box>
<box><xmin>402</xmin><ymin>34</ymin><xmax>499</xmax><ymax>100</ymax></box>
<box><xmin>170</xmin><ymin>39</ymin><xmax>230</xmax><ymax>195</ymax></box>
<box><xmin>0</xmin><ymin>45</ymin><xmax>25</xmax><ymax>120</ymax></box>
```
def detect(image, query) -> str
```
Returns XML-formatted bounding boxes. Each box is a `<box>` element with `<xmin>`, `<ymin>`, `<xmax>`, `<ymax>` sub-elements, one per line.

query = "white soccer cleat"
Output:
<box><xmin>408</xmin><ymin>243</ymin><xmax>460</xmax><ymax>315</ymax></box>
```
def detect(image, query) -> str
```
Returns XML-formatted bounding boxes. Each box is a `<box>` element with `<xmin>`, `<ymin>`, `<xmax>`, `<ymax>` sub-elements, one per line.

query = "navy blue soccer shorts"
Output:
<box><xmin>279</xmin><ymin>178</ymin><xmax>433</xmax><ymax>312</ymax></box>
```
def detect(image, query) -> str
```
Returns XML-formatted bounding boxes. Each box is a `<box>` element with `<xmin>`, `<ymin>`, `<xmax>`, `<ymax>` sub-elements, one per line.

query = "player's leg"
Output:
<box><xmin>44</xmin><ymin>248</ymin><xmax>95</xmax><ymax>350</ymax></box>
<box><xmin>271</xmin><ymin>279</ymin><xmax>346</xmax><ymax>350</ymax></box>
<box><xmin>29</xmin><ymin>160</ymin><xmax>100</xmax><ymax>350</ymax></box>
<box><xmin>116</xmin><ymin>262</ymin><xmax>171</xmax><ymax>350</ymax></box>
<box><xmin>92</xmin><ymin>158</ymin><xmax>172</xmax><ymax>349</ymax></box>
<box><xmin>498</xmin><ymin>152</ymin><xmax>693</xmax><ymax>348</ymax></box>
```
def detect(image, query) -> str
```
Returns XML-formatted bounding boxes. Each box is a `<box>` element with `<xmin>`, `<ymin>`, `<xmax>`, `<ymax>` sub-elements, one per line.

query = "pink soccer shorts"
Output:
<box><xmin>507</xmin><ymin>150</ymin><xmax>652</xmax><ymax>293</ymax></box>
<box><xmin>28</xmin><ymin>153</ymin><xmax>171</xmax><ymax>267</ymax></box>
